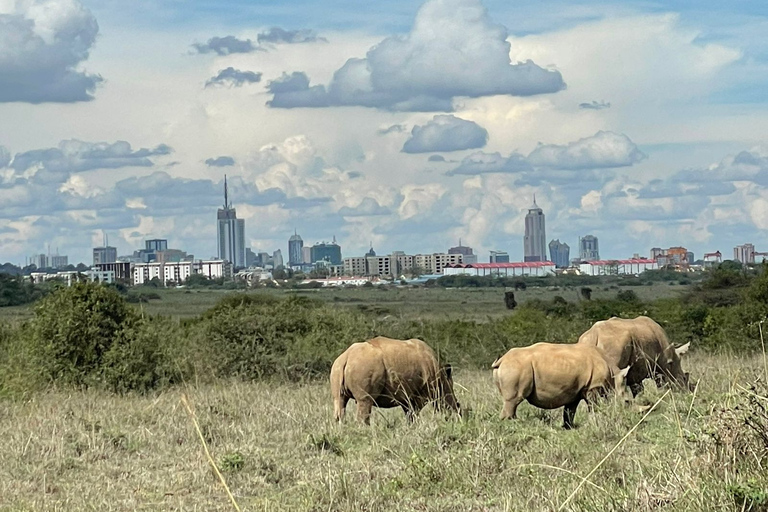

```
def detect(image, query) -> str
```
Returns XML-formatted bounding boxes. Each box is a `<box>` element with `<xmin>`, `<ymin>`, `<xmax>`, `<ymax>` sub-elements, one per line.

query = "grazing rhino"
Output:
<box><xmin>577</xmin><ymin>315</ymin><xmax>692</xmax><ymax>397</ymax></box>
<box><xmin>492</xmin><ymin>343</ymin><xmax>629</xmax><ymax>429</ymax></box>
<box><xmin>330</xmin><ymin>336</ymin><xmax>460</xmax><ymax>424</ymax></box>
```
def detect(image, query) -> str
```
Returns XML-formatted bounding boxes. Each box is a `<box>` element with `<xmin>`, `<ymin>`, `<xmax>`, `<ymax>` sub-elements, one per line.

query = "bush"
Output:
<box><xmin>30</xmin><ymin>282</ymin><xmax>136</xmax><ymax>387</ymax></box>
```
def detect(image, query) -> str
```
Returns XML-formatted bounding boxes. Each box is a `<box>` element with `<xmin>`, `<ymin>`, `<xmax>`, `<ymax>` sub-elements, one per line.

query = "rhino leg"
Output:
<box><xmin>357</xmin><ymin>399</ymin><xmax>374</xmax><ymax>425</ymax></box>
<box><xmin>334</xmin><ymin>394</ymin><xmax>350</xmax><ymax>423</ymax></box>
<box><xmin>630</xmin><ymin>382</ymin><xmax>645</xmax><ymax>397</ymax></box>
<box><xmin>563</xmin><ymin>400</ymin><xmax>580</xmax><ymax>429</ymax></box>
<box><xmin>500</xmin><ymin>397</ymin><xmax>523</xmax><ymax>420</ymax></box>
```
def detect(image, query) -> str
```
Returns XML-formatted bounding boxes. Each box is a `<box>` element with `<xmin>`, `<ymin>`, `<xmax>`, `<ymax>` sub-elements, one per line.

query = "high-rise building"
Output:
<box><xmin>30</xmin><ymin>253</ymin><xmax>48</xmax><ymax>269</ymax></box>
<box><xmin>524</xmin><ymin>197</ymin><xmax>546</xmax><ymax>262</ymax></box>
<box><xmin>490</xmin><ymin>250</ymin><xmax>510</xmax><ymax>263</ymax></box>
<box><xmin>216</xmin><ymin>176</ymin><xmax>246</xmax><ymax>268</ymax></box>
<box><xmin>579</xmin><ymin>235</ymin><xmax>600</xmax><ymax>261</ymax></box>
<box><xmin>288</xmin><ymin>231</ymin><xmax>303</xmax><ymax>266</ymax></box>
<box><xmin>272</xmin><ymin>249</ymin><xmax>284</xmax><ymax>269</ymax></box>
<box><xmin>734</xmin><ymin>243</ymin><xmax>756</xmax><ymax>264</ymax></box>
<box><xmin>93</xmin><ymin>246</ymin><xmax>117</xmax><ymax>265</ymax></box>
<box><xmin>448</xmin><ymin>240</ymin><xmax>477</xmax><ymax>264</ymax></box>
<box><xmin>310</xmin><ymin>239</ymin><xmax>342</xmax><ymax>265</ymax></box>
<box><xmin>245</xmin><ymin>248</ymin><xmax>258</xmax><ymax>267</ymax></box>
<box><xmin>50</xmin><ymin>254</ymin><xmax>68</xmax><ymax>269</ymax></box>
<box><xmin>145</xmin><ymin>239</ymin><xmax>168</xmax><ymax>252</ymax></box>
<box><xmin>549</xmin><ymin>239</ymin><xmax>570</xmax><ymax>268</ymax></box>
<box><xmin>301</xmin><ymin>246</ymin><xmax>312</xmax><ymax>264</ymax></box>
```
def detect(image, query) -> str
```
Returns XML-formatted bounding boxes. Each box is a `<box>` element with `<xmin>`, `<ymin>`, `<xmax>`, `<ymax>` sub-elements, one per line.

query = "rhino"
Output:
<box><xmin>492</xmin><ymin>342</ymin><xmax>629</xmax><ymax>429</ymax></box>
<box><xmin>577</xmin><ymin>315</ymin><xmax>692</xmax><ymax>397</ymax></box>
<box><xmin>330</xmin><ymin>336</ymin><xmax>460</xmax><ymax>424</ymax></box>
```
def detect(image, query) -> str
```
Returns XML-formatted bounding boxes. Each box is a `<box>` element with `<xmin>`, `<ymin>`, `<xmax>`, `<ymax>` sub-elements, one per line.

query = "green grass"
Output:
<box><xmin>1</xmin><ymin>352</ymin><xmax>765</xmax><ymax>511</ymax></box>
<box><xmin>0</xmin><ymin>282</ymin><xmax>693</xmax><ymax>323</ymax></box>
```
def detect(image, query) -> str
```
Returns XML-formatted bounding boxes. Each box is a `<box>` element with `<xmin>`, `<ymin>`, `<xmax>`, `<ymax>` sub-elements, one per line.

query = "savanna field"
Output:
<box><xmin>1</xmin><ymin>267</ymin><xmax>768</xmax><ymax>511</ymax></box>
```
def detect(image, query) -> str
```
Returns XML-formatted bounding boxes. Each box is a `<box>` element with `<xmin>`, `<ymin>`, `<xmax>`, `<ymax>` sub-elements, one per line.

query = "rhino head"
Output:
<box><xmin>436</xmin><ymin>364</ymin><xmax>462</xmax><ymax>416</ymax></box>
<box><xmin>661</xmin><ymin>342</ymin><xmax>694</xmax><ymax>392</ymax></box>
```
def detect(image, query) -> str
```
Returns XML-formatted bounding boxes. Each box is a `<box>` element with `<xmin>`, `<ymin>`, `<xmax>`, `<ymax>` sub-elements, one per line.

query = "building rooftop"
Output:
<box><xmin>447</xmin><ymin>261</ymin><xmax>554</xmax><ymax>269</ymax></box>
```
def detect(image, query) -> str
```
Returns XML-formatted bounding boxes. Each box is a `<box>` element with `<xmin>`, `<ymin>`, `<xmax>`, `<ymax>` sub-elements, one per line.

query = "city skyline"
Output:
<box><xmin>2</xmin><ymin>0</ymin><xmax>768</xmax><ymax>265</ymax></box>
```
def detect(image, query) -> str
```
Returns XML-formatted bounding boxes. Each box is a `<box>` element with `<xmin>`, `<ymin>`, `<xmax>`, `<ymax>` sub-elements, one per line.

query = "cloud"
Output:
<box><xmin>377</xmin><ymin>124</ymin><xmax>407</xmax><ymax>135</ymax></box>
<box><xmin>192</xmin><ymin>36</ymin><xmax>258</xmax><ymax>55</ymax></box>
<box><xmin>0</xmin><ymin>0</ymin><xmax>102</xmax><ymax>103</ymax></box>
<box><xmin>579</xmin><ymin>100</ymin><xmax>611</xmax><ymax>110</ymax></box>
<box><xmin>428</xmin><ymin>155</ymin><xmax>446</xmax><ymax>162</ymax></box>
<box><xmin>527</xmin><ymin>131</ymin><xmax>646</xmax><ymax>170</ymax></box>
<box><xmin>637</xmin><ymin>179</ymin><xmax>737</xmax><ymax>198</ymax></box>
<box><xmin>205</xmin><ymin>156</ymin><xmax>235</xmax><ymax>167</ymax></box>
<box><xmin>0</xmin><ymin>146</ymin><xmax>10</xmax><ymax>168</ymax></box>
<box><xmin>671</xmin><ymin>149</ymin><xmax>768</xmax><ymax>185</ymax></box>
<box><xmin>338</xmin><ymin>197</ymin><xmax>391</xmax><ymax>217</ymax></box>
<box><xmin>402</xmin><ymin>115</ymin><xmax>488</xmax><ymax>153</ymax></box>
<box><xmin>10</xmin><ymin>140</ymin><xmax>172</xmax><ymax>176</ymax></box>
<box><xmin>257</xmin><ymin>27</ymin><xmax>326</xmax><ymax>45</ymax></box>
<box><xmin>205</xmin><ymin>67</ymin><xmax>262</xmax><ymax>88</ymax></box>
<box><xmin>446</xmin><ymin>151</ymin><xmax>532</xmax><ymax>176</ymax></box>
<box><xmin>267</xmin><ymin>0</ymin><xmax>565</xmax><ymax>111</ymax></box>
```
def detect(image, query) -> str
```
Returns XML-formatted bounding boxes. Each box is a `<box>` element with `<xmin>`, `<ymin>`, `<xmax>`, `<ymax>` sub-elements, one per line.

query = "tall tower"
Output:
<box><xmin>217</xmin><ymin>175</ymin><xmax>246</xmax><ymax>267</ymax></box>
<box><xmin>523</xmin><ymin>196</ymin><xmax>547</xmax><ymax>262</ymax></box>
<box><xmin>288</xmin><ymin>230</ymin><xmax>304</xmax><ymax>266</ymax></box>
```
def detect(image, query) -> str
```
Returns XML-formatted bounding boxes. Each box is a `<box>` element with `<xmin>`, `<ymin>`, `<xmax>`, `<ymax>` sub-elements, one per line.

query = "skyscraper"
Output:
<box><xmin>524</xmin><ymin>197</ymin><xmax>546</xmax><ymax>262</ymax></box>
<box><xmin>549</xmin><ymin>239</ymin><xmax>570</xmax><ymax>268</ymax></box>
<box><xmin>217</xmin><ymin>175</ymin><xmax>246</xmax><ymax>268</ymax></box>
<box><xmin>579</xmin><ymin>235</ymin><xmax>600</xmax><ymax>261</ymax></box>
<box><xmin>288</xmin><ymin>231</ymin><xmax>303</xmax><ymax>266</ymax></box>
<box><xmin>310</xmin><ymin>238</ymin><xmax>342</xmax><ymax>265</ymax></box>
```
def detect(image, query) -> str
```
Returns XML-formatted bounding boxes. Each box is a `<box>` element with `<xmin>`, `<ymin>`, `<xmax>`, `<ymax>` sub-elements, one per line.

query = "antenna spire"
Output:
<box><xmin>224</xmin><ymin>174</ymin><xmax>229</xmax><ymax>209</ymax></box>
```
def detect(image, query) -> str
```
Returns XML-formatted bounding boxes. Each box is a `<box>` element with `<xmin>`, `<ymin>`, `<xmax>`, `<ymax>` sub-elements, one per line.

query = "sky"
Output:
<box><xmin>1</xmin><ymin>0</ymin><xmax>768</xmax><ymax>265</ymax></box>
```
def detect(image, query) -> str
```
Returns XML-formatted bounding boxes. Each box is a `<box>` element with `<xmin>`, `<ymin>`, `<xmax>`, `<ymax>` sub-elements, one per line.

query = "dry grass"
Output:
<box><xmin>1</xmin><ymin>353</ymin><xmax>766</xmax><ymax>511</ymax></box>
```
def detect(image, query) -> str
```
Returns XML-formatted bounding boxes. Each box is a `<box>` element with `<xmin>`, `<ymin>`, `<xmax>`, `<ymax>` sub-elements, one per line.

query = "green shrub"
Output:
<box><xmin>30</xmin><ymin>282</ymin><xmax>136</xmax><ymax>387</ymax></box>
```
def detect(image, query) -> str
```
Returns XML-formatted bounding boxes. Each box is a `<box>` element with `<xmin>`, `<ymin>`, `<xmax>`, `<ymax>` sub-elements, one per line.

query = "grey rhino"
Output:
<box><xmin>578</xmin><ymin>315</ymin><xmax>692</xmax><ymax>396</ymax></box>
<box><xmin>492</xmin><ymin>342</ymin><xmax>629</xmax><ymax>429</ymax></box>
<box><xmin>330</xmin><ymin>336</ymin><xmax>460</xmax><ymax>424</ymax></box>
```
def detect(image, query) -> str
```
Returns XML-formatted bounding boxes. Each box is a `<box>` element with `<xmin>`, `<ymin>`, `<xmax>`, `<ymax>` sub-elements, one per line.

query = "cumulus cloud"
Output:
<box><xmin>446</xmin><ymin>151</ymin><xmax>532</xmax><ymax>176</ymax></box>
<box><xmin>377</xmin><ymin>124</ymin><xmax>407</xmax><ymax>135</ymax></box>
<box><xmin>402</xmin><ymin>115</ymin><xmax>488</xmax><ymax>153</ymax></box>
<box><xmin>671</xmin><ymin>149</ymin><xmax>768</xmax><ymax>185</ymax></box>
<box><xmin>0</xmin><ymin>0</ymin><xmax>102</xmax><ymax>103</ymax></box>
<box><xmin>10</xmin><ymin>140</ymin><xmax>172</xmax><ymax>177</ymax></box>
<box><xmin>638</xmin><ymin>179</ymin><xmax>736</xmax><ymax>198</ymax></box>
<box><xmin>428</xmin><ymin>155</ymin><xmax>446</xmax><ymax>162</ymax></box>
<box><xmin>257</xmin><ymin>27</ymin><xmax>326</xmax><ymax>45</ymax></box>
<box><xmin>527</xmin><ymin>131</ymin><xmax>646</xmax><ymax>170</ymax></box>
<box><xmin>267</xmin><ymin>0</ymin><xmax>564</xmax><ymax>111</ymax></box>
<box><xmin>192</xmin><ymin>36</ymin><xmax>258</xmax><ymax>55</ymax></box>
<box><xmin>338</xmin><ymin>197</ymin><xmax>390</xmax><ymax>217</ymax></box>
<box><xmin>205</xmin><ymin>156</ymin><xmax>235</xmax><ymax>167</ymax></box>
<box><xmin>205</xmin><ymin>67</ymin><xmax>262</xmax><ymax>88</ymax></box>
<box><xmin>579</xmin><ymin>100</ymin><xmax>611</xmax><ymax>110</ymax></box>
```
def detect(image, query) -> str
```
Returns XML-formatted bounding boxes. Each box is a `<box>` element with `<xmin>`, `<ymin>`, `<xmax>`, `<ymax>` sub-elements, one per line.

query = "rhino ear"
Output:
<box><xmin>675</xmin><ymin>342</ymin><xmax>690</xmax><ymax>357</ymax></box>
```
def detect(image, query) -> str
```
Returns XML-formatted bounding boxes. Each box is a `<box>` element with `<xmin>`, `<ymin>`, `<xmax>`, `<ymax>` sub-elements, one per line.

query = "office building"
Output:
<box><xmin>216</xmin><ymin>176</ymin><xmax>246</xmax><ymax>268</ymax></box>
<box><xmin>579</xmin><ymin>235</ymin><xmax>600</xmax><ymax>261</ymax></box>
<box><xmin>524</xmin><ymin>198</ymin><xmax>547</xmax><ymax>262</ymax></box>
<box><xmin>734</xmin><ymin>243</ymin><xmax>756</xmax><ymax>264</ymax></box>
<box><xmin>490</xmin><ymin>250</ymin><xmax>510</xmax><ymax>263</ymax></box>
<box><xmin>93</xmin><ymin>246</ymin><xmax>117</xmax><ymax>265</ymax></box>
<box><xmin>310</xmin><ymin>239</ymin><xmax>342</xmax><ymax>265</ymax></box>
<box><xmin>288</xmin><ymin>231</ymin><xmax>304</xmax><ymax>266</ymax></box>
<box><xmin>272</xmin><ymin>249</ymin><xmax>284</xmax><ymax>269</ymax></box>
<box><xmin>548</xmin><ymin>239</ymin><xmax>570</xmax><ymax>268</ymax></box>
<box><xmin>50</xmin><ymin>254</ymin><xmax>68</xmax><ymax>268</ymax></box>
<box><xmin>448</xmin><ymin>240</ymin><xmax>477</xmax><ymax>264</ymax></box>
<box><xmin>145</xmin><ymin>239</ymin><xmax>168</xmax><ymax>252</ymax></box>
<box><xmin>301</xmin><ymin>246</ymin><xmax>312</xmax><ymax>265</ymax></box>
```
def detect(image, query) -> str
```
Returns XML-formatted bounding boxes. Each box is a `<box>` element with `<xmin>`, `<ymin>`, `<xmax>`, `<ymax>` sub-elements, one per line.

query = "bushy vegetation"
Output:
<box><xmin>1</xmin><ymin>262</ymin><xmax>767</xmax><ymax>397</ymax></box>
<box><xmin>0</xmin><ymin>273</ymin><xmax>46</xmax><ymax>307</ymax></box>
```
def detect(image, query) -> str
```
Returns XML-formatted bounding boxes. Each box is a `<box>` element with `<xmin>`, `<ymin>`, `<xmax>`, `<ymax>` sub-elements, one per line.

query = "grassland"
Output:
<box><xmin>0</xmin><ymin>281</ymin><xmax>692</xmax><ymax>322</ymax></box>
<box><xmin>1</xmin><ymin>353</ymin><xmax>766</xmax><ymax>511</ymax></box>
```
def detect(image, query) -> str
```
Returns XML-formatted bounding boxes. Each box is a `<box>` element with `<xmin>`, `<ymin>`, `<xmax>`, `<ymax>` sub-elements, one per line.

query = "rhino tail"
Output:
<box><xmin>330</xmin><ymin>351</ymin><xmax>348</xmax><ymax>399</ymax></box>
<box><xmin>491</xmin><ymin>357</ymin><xmax>502</xmax><ymax>370</ymax></box>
